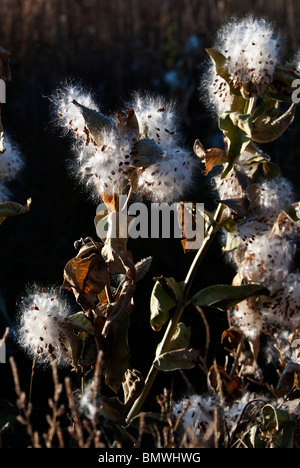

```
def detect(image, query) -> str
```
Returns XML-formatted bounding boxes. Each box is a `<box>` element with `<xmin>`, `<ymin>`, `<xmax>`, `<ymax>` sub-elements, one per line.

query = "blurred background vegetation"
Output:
<box><xmin>1</xmin><ymin>0</ymin><xmax>300</xmax><ymax>435</ymax></box>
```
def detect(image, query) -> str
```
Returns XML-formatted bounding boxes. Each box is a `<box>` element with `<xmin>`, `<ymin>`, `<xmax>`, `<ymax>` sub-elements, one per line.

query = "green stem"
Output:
<box><xmin>126</xmin><ymin>203</ymin><xmax>225</xmax><ymax>423</ymax></box>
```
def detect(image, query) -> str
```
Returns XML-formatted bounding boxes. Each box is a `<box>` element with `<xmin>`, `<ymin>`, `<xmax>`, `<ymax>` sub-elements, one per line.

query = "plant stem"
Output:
<box><xmin>126</xmin><ymin>203</ymin><xmax>225</xmax><ymax>423</ymax></box>
<box><xmin>29</xmin><ymin>356</ymin><xmax>36</xmax><ymax>403</ymax></box>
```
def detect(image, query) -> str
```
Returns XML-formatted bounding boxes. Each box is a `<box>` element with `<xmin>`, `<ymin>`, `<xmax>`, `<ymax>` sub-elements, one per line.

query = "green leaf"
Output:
<box><xmin>223</xmin><ymin>231</ymin><xmax>242</xmax><ymax>252</ymax></box>
<box><xmin>67</xmin><ymin>311</ymin><xmax>95</xmax><ymax>335</ymax></box>
<box><xmin>190</xmin><ymin>284</ymin><xmax>270</xmax><ymax>311</ymax></box>
<box><xmin>168</xmin><ymin>322</ymin><xmax>191</xmax><ymax>352</ymax></box>
<box><xmin>251</xmin><ymin>103</ymin><xmax>295</xmax><ymax>144</ymax></box>
<box><xmin>150</xmin><ymin>281</ymin><xmax>176</xmax><ymax>331</ymax></box>
<box><xmin>262</xmin><ymin>405</ymin><xmax>295</xmax><ymax>448</ymax></box>
<box><xmin>153</xmin><ymin>348</ymin><xmax>200</xmax><ymax>371</ymax></box>
<box><xmin>150</xmin><ymin>277</ymin><xmax>184</xmax><ymax>331</ymax></box>
<box><xmin>154</xmin><ymin>276</ymin><xmax>184</xmax><ymax>300</ymax></box>
<box><xmin>218</xmin><ymin>112</ymin><xmax>252</xmax><ymax>179</ymax></box>
<box><xmin>0</xmin><ymin>198</ymin><xmax>31</xmax><ymax>224</ymax></box>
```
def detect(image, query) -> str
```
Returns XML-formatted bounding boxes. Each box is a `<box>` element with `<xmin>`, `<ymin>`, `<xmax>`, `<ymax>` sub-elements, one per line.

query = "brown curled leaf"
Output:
<box><xmin>62</xmin><ymin>252</ymin><xmax>108</xmax><ymax>312</ymax></box>
<box><xmin>194</xmin><ymin>139</ymin><xmax>227</xmax><ymax>176</ymax></box>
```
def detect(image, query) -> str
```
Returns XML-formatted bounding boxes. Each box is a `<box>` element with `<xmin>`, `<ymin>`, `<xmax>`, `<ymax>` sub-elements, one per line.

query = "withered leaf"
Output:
<box><xmin>98</xmin><ymin>211</ymin><xmax>134</xmax><ymax>275</ymax></box>
<box><xmin>217</xmin><ymin>197</ymin><xmax>249</xmax><ymax>218</ymax></box>
<box><xmin>176</xmin><ymin>202</ymin><xmax>197</xmax><ymax>253</ymax></box>
<box><xmin>94</xmin><ymin>314</ymin><xmax>107</xmax><ymax>355</ymax></box>
<box><xmin>94</xmin><ymin>301</ymin><xmax>133</xmax><ymax>394</ymax></box>
<box><xmin>122</xmin><ymin>368</ymin><xmax>145</xmax><ymax>409</ymax></box>
<box><xmin>103</xmin><ymin>305</ymin><xmax>131</xmax><ymax>393</ymax></box>
<box><xmin>101</xmin><ymin>396</ymin><xmax>126</xmax><ymax>426</ymax></box>
<box><xmin>194</xmin><ymin>140</ymin><xmax>227</xmax><ymax>176</ymax></box>
<box><xmin>98</xmin><ymin>193</ymin><xmax>117</xmax><ymax>212</ymax></box>
<box><xmin>208</xmin><ymin>364</ymin><xmax>243</xmax><ymax>400</ymax></box>
<box><xmin>221</xmin><ymin>327</ymin><xmax>244</xmax><ymax>350</ymax></box>
<box><xmin>62</xmin><ymin>252</ymin><xmax>108</xmax><ymax>311</ymax></box>
<box><xmin>58</xmin><ymin>321</ymin><xmax>81</xmax><ymax>370</ymax></box>
<box><xmin>135</xmin><ymin>256</ymin><xmax>152</xmax><ymax>282</ymax></box>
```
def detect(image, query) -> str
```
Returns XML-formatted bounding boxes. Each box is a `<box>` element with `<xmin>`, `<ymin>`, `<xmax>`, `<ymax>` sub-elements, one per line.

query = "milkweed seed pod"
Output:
<box><xmin>214</xmin><ymin>16</ymin><xmax>283</xmax><ymax>96</ymax></box>
<box><xmin>17</xmin><ymin>287</ymin><xmax>74</xmax><ymax>366</ymax></box>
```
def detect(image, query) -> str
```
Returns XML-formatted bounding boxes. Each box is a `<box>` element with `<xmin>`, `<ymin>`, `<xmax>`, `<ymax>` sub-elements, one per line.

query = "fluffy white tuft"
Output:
<box><xmin>136</xmin><ymin>146</ymin><xmax>196</xmax><ymax>202</ymax></box>
<box><xmin>75</xmin><ymin>128</ymin><xmax>133</xmax><ymax>199</ymax></box>
<box><xmin>130</xmin><ymin>92</ymin><xmax>181</xmax><ymax>147</ymax></box>
<box><xmin>202</xmin><ymin>62</ymin><xmax>235</xmax><ymax>116</ymax></box>
<box><xmin>236</xmin><ymin>232</ymin><xmax>294</xmax><ymax>285</ymax></box>
<box><xmin>0</xmin><ymin>136</ymin><xmax>24</xmax><ymax>183</ymax></box>
<box><xmin>215</xmin><ymin>16</ymin><xmax>283</xmax><ymax>93</ymax></box>
<box><xmin>51</xmin><ymin>84</ymin><xmax>100</xmax><ymax>143</ymax></box>
<box><xmin>17</xmin><ymin>286</ymin><xmax>73</xmax><ymax>366</ymax></box>
<box><xmin>173</xmin><ymin>392</ymin><xmax>266</xmax><ymax>436</ymax></box>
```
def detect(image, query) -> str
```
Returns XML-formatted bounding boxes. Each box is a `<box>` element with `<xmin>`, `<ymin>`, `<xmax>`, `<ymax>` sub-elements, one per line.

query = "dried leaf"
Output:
<box><xmin>221</xmin><ymin>327</ymin><xmax>244</xmax><ymax>350</ymax></box>
<box><xmin>122</xmin><ymin>368</ymin><xmax>145</xmax><ymax>409</ymax></box>
<box><xmin>177</xmin><ymin>202</ymin><xmax>198</xmax><ymax>253</ymax></box>
<box><xmin>57</xmin><ymin>321</ymin><xmax>81</xmax><ymax>370</ymax></box>
<box><xmin>101</xmin><ymin>396</ymin><xmax>126</xmax><ymax>426</ymax></box>
<box><xmin>218</xmin><ymin>197</ymin><xmax>249</xmax><ymax>218</ymax></box>
<box><xmin>103</xmin><ymin>305</ymin><xmax>131</xmax><ymax>393</ymax></box>
<box><xmin>62</xmin><ymin>252</ymin><xmax>108</xmax><ymax>311</ymax></box>
<box><xmin>207</xmin><ymin>364</ymin><xmax>242</xmax><ymax>399</ymax></box>
<box><xmin>135</xmin><ymin>256</ymin><xmax>152</xmax><ymax>282</ymax></box>
<box><xmin>95</xmin><ymin>211</ymin><xmax>134</xmax><ymax>274</ymax></box>
<box><xmin>194</xmin><ymin>140</ymin><xmax>227</xmax><ymax>176</ymax></box>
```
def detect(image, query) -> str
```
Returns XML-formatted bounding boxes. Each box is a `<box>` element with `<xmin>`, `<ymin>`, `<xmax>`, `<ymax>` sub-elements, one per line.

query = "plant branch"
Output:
<box><xmin>126</xmin><ymin>203</ymin><xmax>225</xmax><ymax>423</ymax></box>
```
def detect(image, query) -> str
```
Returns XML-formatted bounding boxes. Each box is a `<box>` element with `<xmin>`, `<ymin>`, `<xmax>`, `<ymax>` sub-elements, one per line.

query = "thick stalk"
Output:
<box><xmin>126</xmin><ymin>203</ymin><xmax>225</xmax><ymax>423</ymax></box>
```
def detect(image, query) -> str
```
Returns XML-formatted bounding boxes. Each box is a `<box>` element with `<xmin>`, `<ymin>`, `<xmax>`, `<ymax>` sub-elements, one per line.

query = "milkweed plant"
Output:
<box><xmin>5</xmin><ymin>15</ymin><xmax>300</xmax><ymax>448</ymax></box>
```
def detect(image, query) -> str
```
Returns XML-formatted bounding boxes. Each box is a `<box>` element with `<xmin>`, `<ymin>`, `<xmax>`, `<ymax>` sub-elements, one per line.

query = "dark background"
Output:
<box><xmin>0</xmin><ymin>0</ymin><xmax>300</xmax><ymax>432</ymax></box>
